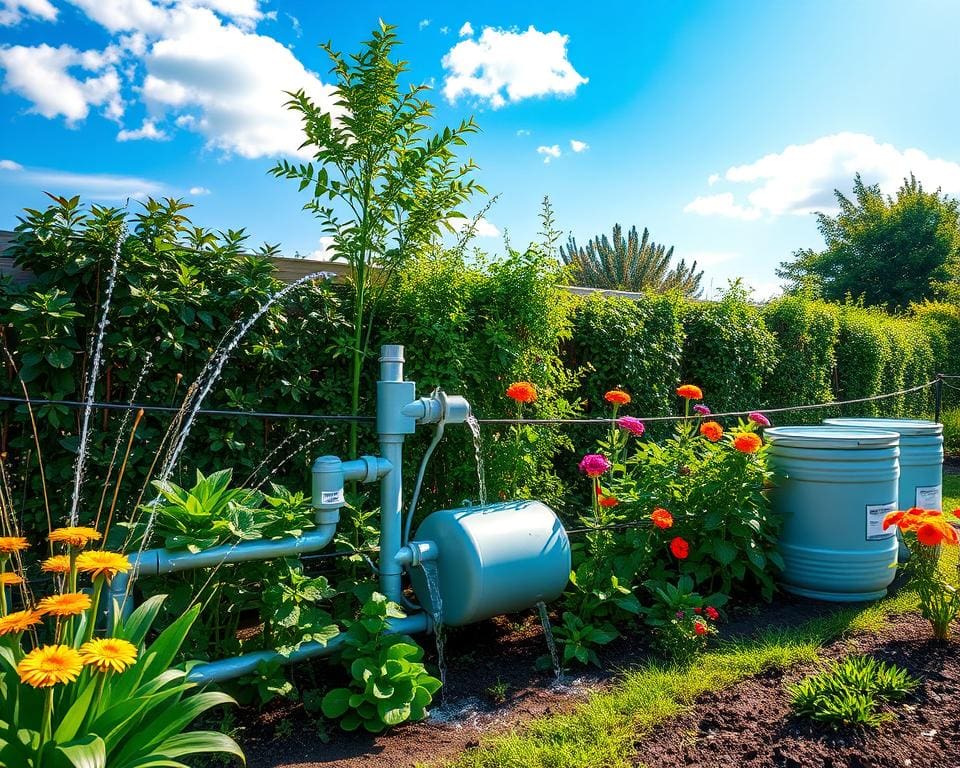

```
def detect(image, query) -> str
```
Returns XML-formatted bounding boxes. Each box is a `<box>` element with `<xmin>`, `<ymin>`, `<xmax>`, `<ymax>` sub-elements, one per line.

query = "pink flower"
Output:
<box><xmin>748</xmin><ymin>411</ymin><xmax>771</xmax><ymax>427</ymax></box>
<box><xmin>693</xmin><ymin>404</ymin><xmax>711</xmax><ymax>416</ymax></box>
<box><xmin>617</xmin><ymin>416</ymin><xmax>645</xmax><ymax>437</ymax></box>
<box><xmin>578</xmin><ymin>453</ymin><xmax>612</xmax><ymax>478</ymax></box>
<box><xmin>675</xmin><ymin>610</ymin><xmax>685</xmax><ymax>620</ymax></box>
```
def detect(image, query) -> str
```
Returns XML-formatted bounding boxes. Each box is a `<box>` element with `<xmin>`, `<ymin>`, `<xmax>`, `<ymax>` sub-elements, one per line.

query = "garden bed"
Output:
<box><xmin>239</xmin><ymin>593</ymin><xmax>856</xmax><ymax>768</ymax></box>
<box><xmin>632</xmin><ymin>612</ymin><xmax>960</xmax><ymax>768</ymax></box>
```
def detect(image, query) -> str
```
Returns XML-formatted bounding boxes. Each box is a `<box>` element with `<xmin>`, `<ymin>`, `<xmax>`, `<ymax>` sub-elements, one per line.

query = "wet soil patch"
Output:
<box><xmin>632</xmin><ymin>613</ymin><xmax>960</xmax><ymax>768</ymax></box>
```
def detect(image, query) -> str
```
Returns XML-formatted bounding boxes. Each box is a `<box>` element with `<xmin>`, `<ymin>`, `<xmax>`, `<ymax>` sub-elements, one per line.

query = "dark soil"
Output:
<box><xmin>632</xmin><ymin>613</ymin><xmax>960</xmax><ymax>768</ymax></box>
<box><xmin>236</xmin><ymin>591</ymin><xmax>864</xmax><ymax>768</ymax></box>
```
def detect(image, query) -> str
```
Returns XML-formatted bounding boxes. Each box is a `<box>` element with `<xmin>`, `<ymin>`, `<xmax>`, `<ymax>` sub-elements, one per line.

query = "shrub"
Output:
<box><xmin>681</xmin><ymin>284</ymin><xmax>778</xmax><ymax>414</ymax></box>
<box><xmin>879</xmin><ymin>316</ymin><xmax>935</xmax><ymax>417</ymax></box>
<box><xmin>834</xmin><ymin>304</ymin><xmax>891</xmax><ymax>416</ymax></box>
<box><xmin>640</xmin><ymin>575</ymin><xmax>724</xmax><ymax>664</ymax></box>
<box><xmin>789</xmin><ymin>655</ymin><xmax>918</xmax><ymax>729</ymax></box>
<box><xmin>762</xmin><ymin>295</ymin><xmax>840</xmax><ymax>420</ymax></box>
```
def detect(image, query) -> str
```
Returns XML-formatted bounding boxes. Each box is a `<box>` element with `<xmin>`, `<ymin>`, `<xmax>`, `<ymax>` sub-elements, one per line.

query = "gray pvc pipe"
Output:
<box><xmin>186</xmin><ymin>611</ymin><xmax>432</xmax><ymax>684</ymax></box>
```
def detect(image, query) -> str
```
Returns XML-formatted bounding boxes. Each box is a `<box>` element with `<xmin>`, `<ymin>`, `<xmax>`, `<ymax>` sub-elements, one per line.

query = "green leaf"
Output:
<box><xmin>712</xmin><ymin>539</ymin><xmax>738</xmax><ymax>566</ymax></box>
<box><xmin>321</xmin><ymin>688</ymin><xmax>352</xmax><ymax>719</ymax></box>
<box><xmin>48</xmin><ymin>735</ymin><xmax>107</xmax><ymax>768</ymax></box>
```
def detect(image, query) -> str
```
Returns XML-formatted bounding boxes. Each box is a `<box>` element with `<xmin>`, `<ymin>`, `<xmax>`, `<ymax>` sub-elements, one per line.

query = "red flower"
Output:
<box><xmin>650</xmin><ymin>508</ymin><xmax>673</xmax><ymax>530</ymax></box>
<box><xmin>693</xmin><ymin>620</ymin><xmax>708</xmax><ymax>636</ymax></box>
<box><xmin>700</xmin><ymin>421</ymin><xmax>724</xmax><ymax>442</ymax></box>
<box><xmin>670</xmin><ymin>536</ymin><xmax>689</xmax><ymax>559</ymax></box>
<box><xmin>598</xmin><ymin>495</ymin><xmax>619</xmax><ymax>508</ymax></box>
<box><xmin>693</xmin><ymin>607</ymin><xmax>702</xmax><ymax>614</ymax></box>
<box><xmin>604</xmin><ymin>389</ymin><xmax>631</xmax><ymax>406</ymax></box>
<box><xmin>506</xmin><ymin>381</ymin><xmax>537</xmax><ymax>404</ymax></box>
<box><xmin>705</xmin><ymin>606</ymin><xmax>720</xmax><ymax>621</ymax></box>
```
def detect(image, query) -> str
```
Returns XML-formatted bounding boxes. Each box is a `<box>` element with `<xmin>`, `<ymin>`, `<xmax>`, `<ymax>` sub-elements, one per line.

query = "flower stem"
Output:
<box><xmin>82</xmin><ymin>577</ymin><xmax>104</xmax><ymax>645</ymax></box>
<box><xmin>41</xmin><ymin>686</ymin><xmax>54</xmax><ymax>743</ymax></box>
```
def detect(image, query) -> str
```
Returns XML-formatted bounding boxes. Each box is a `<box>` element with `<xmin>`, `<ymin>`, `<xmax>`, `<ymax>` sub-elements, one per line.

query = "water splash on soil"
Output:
<box><xmin>536</xmin><ymin>601</ymin><xmax>563</xmax><ymax>683</ymax></box>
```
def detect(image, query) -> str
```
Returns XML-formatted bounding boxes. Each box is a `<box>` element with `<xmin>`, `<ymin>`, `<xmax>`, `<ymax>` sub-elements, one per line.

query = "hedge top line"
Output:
<box><xmin>0</xmin><ymin>379</ymin><xmax>939</xmax><ymax>427</ymax></box>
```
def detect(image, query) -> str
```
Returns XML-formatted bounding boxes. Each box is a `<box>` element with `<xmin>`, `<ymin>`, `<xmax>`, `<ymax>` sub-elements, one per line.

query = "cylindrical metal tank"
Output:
<box><xmin>765</xmin><ymin>426</ymin><xmax>900</xmax><ymax>602</ymax></box>
<box><xmin>824</xmin><ymin>417</ymin><xmax>943</xmax><ymax>561</ymax></box>
<box><xmin>408</xmin><ymin>500</ymin><xmax>571</xmax><ymax>626</ymax></box>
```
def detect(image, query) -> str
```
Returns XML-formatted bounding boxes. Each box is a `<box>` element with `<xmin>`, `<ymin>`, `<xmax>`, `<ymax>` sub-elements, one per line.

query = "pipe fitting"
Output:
<box><xmin>394</xmin><ymin>539</ymin><xmax>439</xmax><ymax>567</ymax></box>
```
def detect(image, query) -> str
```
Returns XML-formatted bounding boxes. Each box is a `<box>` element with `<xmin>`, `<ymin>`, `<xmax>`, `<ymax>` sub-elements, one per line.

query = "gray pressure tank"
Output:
<box><xmin>408</xmin><ymin>500</ymin><xmax>571</xmax><ymax>626</ymax></box>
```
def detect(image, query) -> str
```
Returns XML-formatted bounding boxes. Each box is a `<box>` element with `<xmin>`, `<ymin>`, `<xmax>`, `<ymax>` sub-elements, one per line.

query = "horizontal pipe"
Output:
<box><xmin>394</xmin><ymin>539</ymin><xmax>439</xmax><ymax>567</ymax></box>
<box><xmin>186</xmin><ymin>611</ymin><xmax>432</xmax><ymax>685</ymax></box>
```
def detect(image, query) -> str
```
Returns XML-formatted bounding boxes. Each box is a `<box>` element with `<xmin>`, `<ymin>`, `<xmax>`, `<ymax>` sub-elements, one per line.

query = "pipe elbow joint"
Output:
<box><xmin>394</xmin><ymin>539</ymin><xmax>439</xmax><ymax>568</ymax></box>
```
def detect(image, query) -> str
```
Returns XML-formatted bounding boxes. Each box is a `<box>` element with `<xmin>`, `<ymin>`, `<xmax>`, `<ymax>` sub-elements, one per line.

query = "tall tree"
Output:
<box><xmin>777</xmin><ymin>173</ymin><xmax>960</xmax><ymax>310</ymax></box>
<box><xmin>271</xmin><ymin>22</ymin><xmax>483</xmax><ymax>459</ymax></box>
<box><xmin>560</xmin><ymin>223</ymin><xmax>702</xmax><ymax>296</ymax></box>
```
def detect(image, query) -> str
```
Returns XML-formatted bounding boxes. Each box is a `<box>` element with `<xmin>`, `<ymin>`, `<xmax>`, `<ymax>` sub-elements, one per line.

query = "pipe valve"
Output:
<box><xmin>401</xmin><ymin>388</ymin><xmax>471</xmax><ymax>426</ymax></box>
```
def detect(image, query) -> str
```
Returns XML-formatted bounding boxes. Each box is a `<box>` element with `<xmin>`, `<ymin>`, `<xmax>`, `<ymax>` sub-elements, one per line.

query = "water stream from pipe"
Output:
<box><xmin>464</xmin><ymin>414</ymin><xmax>487</xmax><ymax>506</ymax></box>
<box><xmin>421</xmin><ymin>560</ymin><xmax>447</xmax><ymax>694</ymax></box>
<box><xmin>536</xmin><ymin>601</ymin><xmax>563</xmax><ymax>683</ymax></box>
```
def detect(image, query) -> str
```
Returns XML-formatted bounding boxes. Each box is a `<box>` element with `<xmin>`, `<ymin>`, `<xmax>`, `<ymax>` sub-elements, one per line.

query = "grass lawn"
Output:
<box><xmin>943</xmin><ymin>471</ymin><xmax>960</xmax><ymax>511</ymax></box>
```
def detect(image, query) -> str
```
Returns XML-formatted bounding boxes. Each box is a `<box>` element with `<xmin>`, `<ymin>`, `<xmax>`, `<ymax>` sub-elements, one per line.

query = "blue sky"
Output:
<box><xmin>2</xmin><ymin>1</ymin><xmax>960</xmax><ymax>297</ymax></box>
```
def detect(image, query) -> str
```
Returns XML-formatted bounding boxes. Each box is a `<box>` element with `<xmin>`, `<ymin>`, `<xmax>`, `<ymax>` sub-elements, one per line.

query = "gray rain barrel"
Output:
<box><xmin>766</xmin><ymin>426</ymin><xmax>900</xmax><ymax>602</ymax></box>
<box><xmin>824</xmin><ymin>417</ymin><xmax>943</xmax><ymax>560</ymax></box>
<box><xmin>408</xmin><ymin>500</ymin><xmax>571</xmax><ymax>626</ymax></box>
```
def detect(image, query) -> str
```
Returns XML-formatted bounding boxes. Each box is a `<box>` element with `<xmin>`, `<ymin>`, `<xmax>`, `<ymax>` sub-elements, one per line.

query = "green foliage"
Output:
<box><xmin>762</xmin><ymin>295</ymin><xmax>840</xmax><ymax>417</ymax></box>
<box><xmin>271</xmin><ymin>21</ymin><xmax>483</xmax><ymax>459</ymax></box>
<box><xmin>320</xmin><ymin>593</ymin><xmax>441</xmax><ymax>733</ymax></box>
<box><xmin>681</xmin><ymin>283</ymin><xmax>779</xmax><ymax>414</ymax></box>
<box><xmin>560</xmin><ymin>223</ymin><xmax>703</xmax><ymax>296</ymax></box>
<box><xmin>0</xmin><ymin>596</ymin><xmax>244</xmax><ymax>767</ymax></box>
<box><xmin>551</xmin><ymin>612</ymin><xmax>619</xmax><ymax>668</ymax></box>
<box><xmin>778</xmin><ymin>173</ymin><xmax>960</xmax><ymax>310</ymax></box>
<box><xmin>788</xmin><ymin>655</ymin><xmax>918</xmax><ymax>729</ymax></box>
<box><xmin>640</xmin><ymin>575</ymin><xmax>722</xmax><ymax>664</ymax></box>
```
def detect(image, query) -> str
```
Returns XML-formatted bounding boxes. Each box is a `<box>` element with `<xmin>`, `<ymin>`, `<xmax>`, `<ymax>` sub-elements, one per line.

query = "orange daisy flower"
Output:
<box><xmin>0</xmin><ymin>609</ymin><xmax>42</xmax><ymax>636</ymax></box>
<box><xmin>76</xmin><ymin>551</ymin><xmax>131</xmax><ymax>582</ymax></box>
<box><xmin>676</xmin><ymin>384</ymin><xmax>703</xmax><ymax>400</ymax></box>
<box><xmin>41</xmin><ymin>555</ymin><xmax>72</xmax><ymax>574</ymax></box>
<box><xmin>37</xmin><ymin>592</ymin><xmax>92</xmax><ymax>618</ymax></box>
<box><xmin>0</xmin><ymin>572</ymin><xmax>24</xmax><ymax>586</ymax></box>
<box><xmin>48</xmin><ymin>527</ymin><xmax>101</xmax><ymax>548</ymax></box>
<box><xmin>505</xmin><ymin>381</ymin><xmax>537</xmax><ymax>404</ymax></box>
<box><xmin>17</xmin><ymin>645</ymin><xmax>83</xmax><ymax>688</ymax></box>
<box><xmin>604</xmin><ymin>389</ymin><xmax>631</xmax><ymax>406</ymax></box>
<box><xmin>733</xmin><ymin>433</ymin><xmax>762</xmax><ymax>454</ymax></box>
<box><xmin>0</xmin><ymin>537</ymin><xmax>29</xmax><ymax>554</ymax></box>
<box><xmin>700</xmin><ymin>421</ymin><xmax>724</xmax><ymax>442</ymax></box>
<box><xmin>651</xmin><ymin>508</ymin><xmax>674</xmax><ymax>530</ymax></box>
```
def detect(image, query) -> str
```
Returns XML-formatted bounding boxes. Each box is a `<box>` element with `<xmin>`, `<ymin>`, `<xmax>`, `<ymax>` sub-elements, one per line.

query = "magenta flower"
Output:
<box><xmin>617</xmin><ymin>416</ymin><xmax>645</xmax><ymax>437</ymax></box>
<box><xmin>693</xmin><ymin>404</ymin><xmax>711</xmax><ymax>416</ymax></box>
<box><xmin>578</xmin><ymin>453</ymin><xmax>612</xmax><ymax>478</ymax></box>
<box><xmin>749</xmin><ymin>411</ymin><xmax>771</xmax><ymax>427</ymax></box>
<box><xmin>675</xmin><ymin>610</ymin><xmax>685</xmax><ymax>620</ymax></box>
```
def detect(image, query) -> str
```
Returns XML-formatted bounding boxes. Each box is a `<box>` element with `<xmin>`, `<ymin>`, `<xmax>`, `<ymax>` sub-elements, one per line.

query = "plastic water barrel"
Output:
<box><xmin>824</xmin><ymin>417</ymin><xmax>943</xmax><ymax>561</ymax></box>
<box><xmin>408</xmin><ymin>500</ymin><xmax>571</xmax><ymax>626</ymax></box>
<box><xmin>765</xmin><ymin>426</ymin><xmax>900</xmax><ymax>601</ymax></box>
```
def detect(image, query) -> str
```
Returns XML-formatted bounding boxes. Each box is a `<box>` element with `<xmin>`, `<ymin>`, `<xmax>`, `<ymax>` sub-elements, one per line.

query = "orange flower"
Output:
<box><xmin>41</xmin><ymin>555</ymin><xmax>71</xmax><ymax>574</ymax></box>
<box><xmin>505</xmin><ymin>381</ymin><xmax>537</xmax><ymax>404</ymax></box>
<box><xmin>48</xmin><ymin>527</ymin><xmax>101</xmax><ymax>548</ymax></box>
<box><xmin>0</xmin><ymin>572</ymin><xmax>23</xmax><ymax>586</ymax></box>
<box><xmin>700</xmin><ymin>421</ymin><xmax>724</xmax><ymax>442</ymax></box>
<box><xmin>733</xmin><ymin>433</ymin><xmax>762</xmax><ymax>454</ymax></box>
<box><xmin>0</xmin><ymin>537</ymin><xmax>29</xmax><ymax>554</ymax></box>
<box><xmin>651</xmin><ymin>508</ymin><xmax>674</xmax><ymax>530</ymax></box>
<box><xmin>0</xmin><ymin>609</ymin><xmax>42</xmax><ymax>636</ymax></box>
<box><xmin>79</xmin><ymin>638</ymin><xmax>138</xmax><ymax>674</ymax></box>
<box><xmin>17</xmin><ymin>645</ymin><xmax>83</xmax><ymax>688</ymax></box>
<box><xmin>676</xmin><ymin>384</ymin><xmax>703</xmax><ymax>400</ymax></box>
<box><xmin>604</xmin><ymin>389</ymin><xmax>631</xmax><ymax>406</ymax></box>
<box><xmin>670</xmin><ymin>536</ymin><xmax>689</xmax><ymax>559</ymax></box>
<box><xmin>76</xmin><ymin>551</ymin><xmax>131</xmax><ymax>582</ymax></box>
<box><xmin>598</xmin><ymin>495</ymin><xmax>619</xmax><ymax>508</ymax></box>
<box><xmin>916</xmin><ymin>519</ymin><xmax>959</xmax><ymax>547</ymax></box>
<box><xmin>37</xmin><ymin>592</ymin><xmax>92</xmax><ymax>618</ymax></box>
<box><xmin>885</xmin><ymin>507</ymin><xmax>936</xmax><ymax>533</ymax></box>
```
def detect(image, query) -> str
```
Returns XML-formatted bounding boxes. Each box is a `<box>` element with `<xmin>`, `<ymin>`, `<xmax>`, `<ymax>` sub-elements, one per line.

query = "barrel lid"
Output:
<box><xmin>765</xmin><ymin>425</ymin><xmax>901</xmax><ymax>449</ymax></box>
<box><xmin>823</xmin><ymin>417</ymin><xmax>943</xmax><ymax>436</ymax></box>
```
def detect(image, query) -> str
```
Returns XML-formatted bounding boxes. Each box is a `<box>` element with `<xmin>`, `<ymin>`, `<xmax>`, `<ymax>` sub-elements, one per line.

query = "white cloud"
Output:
<box><xmin>683</xmin><ymin>250</ymin><xmax>739</xmax><ymax>268</ymax></box>
<box><xmin>569</xmin><ymin>139</ymin><xmax>588</xmax><ymax>153</ymax></box>
<box><xmin>189</xmin><ymin>185</ymin><xmax>210</xmax><ymax>195</ymax></box>
<box><xmin>285</xmin><ymin>12</ymin><xmax>301</xmax><ymax>37</ymax></box>
<box><xmin>0</xmin><ymin>158</ymin><xmax>23</xmax><ymax>170</ymax></box>
<box><xmin>458</xmin><ymin>21</ymin><xmax>473</xmax><ymax>37</ymax></box>
<box><xmin>707</xmin><ymin>173</ymin><xmax>719</xmax><ymax>185</ymax></box>
<box><xmin>117</xmin><ymin>118</ymin><xmax>167</xmax><ymax>141</ymax></box>
<box><xmin>307</xmin><ymin>235</ymin><xmax>336</xmax><ymax>260</ymax></box>
<box><xmin>439</xmin><ymin>25</ymin><xmax>449</xmax><ymax>35</ymax></box>
<box><xmin>516</xmin><ymin>128</ymin><xmax>530</xmax><ymax>136</ymax></box>
<box><xmin>442</xmin><ymin>25</ymin><xmax>587</xmax><ymax>108</ymax></box>
<box><xmin>684</xmin><ymin>192</ymin><xmax>762</xmax><ymax>221</ymax></box>
<box><xmin>537</xmin><ymin>144</ymin><xmax>561</xmax><ymax>164</ymax></box>
<box><xmin>1</xmin><ymin>163</ymin><xmax>167</xmax><ymax>199</ymax></box>
<box><xmin>687</xmin><ymin>132</ymin><xmax>960</xmax><ymax>221</ymax></box>
<box><xmin>418</xmin><ymin>18</ymin><xmax>430</xmax><ymax>30</ymax></box>
<box><xmin>0</xmin><ymin>43</ymin><xmax>123</xmax><ymax>123</ymax></box>
<box><xmin>450</xmin><ymin>215</ymin><xmax>499</xmax><ymax>238</ymax></box>
<box><xmin>0</xmin><ymin>0</ymin><xmax>57</xmax><ymax>26</ymax></box>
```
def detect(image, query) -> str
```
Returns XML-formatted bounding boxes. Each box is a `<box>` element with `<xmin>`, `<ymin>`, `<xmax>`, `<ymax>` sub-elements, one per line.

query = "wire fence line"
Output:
<box><xmin>0</xmin><ymin>379</ymin><xmax>941</xmax><ymax>428</ymax></box>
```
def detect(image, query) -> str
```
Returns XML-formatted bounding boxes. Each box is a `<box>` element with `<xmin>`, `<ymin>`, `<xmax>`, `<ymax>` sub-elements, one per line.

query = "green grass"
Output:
<box><xmin>433</xmin><ymin>593</ymin><xmax>920</xmax><ymax>768</ymax></box>
<box><xmin>942</xmin><ymin>471</ymin><xmax>960</xmax><ymax>511</ymax></box>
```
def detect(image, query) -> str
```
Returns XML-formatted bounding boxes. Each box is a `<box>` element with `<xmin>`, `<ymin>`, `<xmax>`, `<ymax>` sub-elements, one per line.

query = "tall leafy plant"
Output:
<box><xmin>271</xmin><ymin>21</ymin><xmax>484</xmax><ymax>459</ymax></box>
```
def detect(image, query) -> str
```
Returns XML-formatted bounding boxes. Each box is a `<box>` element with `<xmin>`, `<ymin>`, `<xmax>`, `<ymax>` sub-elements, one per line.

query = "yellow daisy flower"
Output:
<box><xmin>79</xmin><ymin>637</ymin><xmax>138</xmax><ymax>674</ymax></box>
<box><xmin>37</xmin><ymin>592</ymin><xmax>92</xmax><ymax>617</ymax></box>
<box><xmin>48</xmin><ymin>527</ymin><xmax>101</xmax><ymax>548</ymax></box>
<box><xmin>17</xmin><ymin>644</ymin><xmax>83</xmax><ymax>687</ymax></box>
<box><xmin>0</xmin><ymin>572</ymin><xmax>23</xmax><ymax>586</ymax></box>
<box><xmin>76</xmin><ymin>551</ymin><xmax>131</xmax><ymax>582</ymax></box>
<box><xmin>41</xmin><ymin>555</ymin><xmax>72</xmax><ymax>574</ymax></box>
<box><xmin>0</xmin><ymin>537</ymin><xmax>29</xmax><ymax>554</ymax></box>
<box><xmin>0</xmin><ymin>609</ymin><xmax>42</xmax><ymax>636</ymax></box>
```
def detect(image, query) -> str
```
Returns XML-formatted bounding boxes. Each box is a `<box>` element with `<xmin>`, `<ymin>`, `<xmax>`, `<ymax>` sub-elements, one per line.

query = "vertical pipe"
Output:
<box><xmin>935</xmin><ymin>374</ymin><xmax>944</xmax><ymax>424</ymax></box>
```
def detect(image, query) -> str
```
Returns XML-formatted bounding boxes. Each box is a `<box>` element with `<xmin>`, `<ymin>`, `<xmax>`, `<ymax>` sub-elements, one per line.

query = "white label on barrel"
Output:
<box><xmin>320</xmin><ymin>489</ymin><xmax>345</xmax><ymax>505</ymax></box>
<box><xmin>915</xmin><ymin>485</ymin><xmax>942</xmax><ymax>510</ymax></box>
<box><xmin>866</xmin><ymin>502</ymin><xmax>897</xmax><ymax>541</ymax></box>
